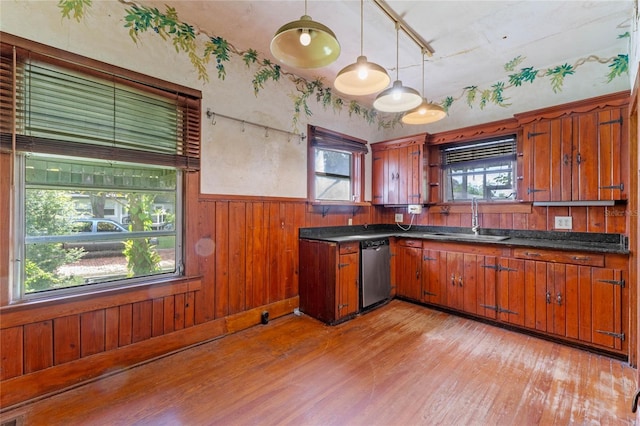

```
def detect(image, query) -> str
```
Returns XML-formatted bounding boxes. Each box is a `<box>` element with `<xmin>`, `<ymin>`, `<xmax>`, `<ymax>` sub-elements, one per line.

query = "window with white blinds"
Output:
<box><xmin>442</xmin><ymin>136</ymin><xmax>517</xmax><ymax>202</ymax></box>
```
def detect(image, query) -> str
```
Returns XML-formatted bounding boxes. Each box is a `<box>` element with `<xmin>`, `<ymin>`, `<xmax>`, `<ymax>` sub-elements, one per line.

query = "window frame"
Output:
<box><xmin>1</xmin><ymin>33</ymin><xmax>200</xmax><ymax>302</ymax></box>
<box><xmin>307</xmin><ymin>125</ymin><xmax>367</xmax><ymax>205</ymax></box>
<box><xmin>441</xmin><ymin>136</ymin><xmax>518</xmax><ymax>203</ymax></box>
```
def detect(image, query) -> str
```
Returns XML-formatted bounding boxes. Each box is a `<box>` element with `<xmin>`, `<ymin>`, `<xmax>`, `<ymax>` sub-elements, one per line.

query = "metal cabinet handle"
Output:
<box><xmin>451</xmin><ymin>273</ymin><xmax>455</xmax><ymax>286</ymax></box>
<box><xmin>416</xmin><ymin>270</ymin><xmax>420</xmax><ymax>280</ymax></box>
<box><xmin>546</xmin><ymin>291</ymin><xmax>551</xmax><ymax>304</ymax></box>
<box><xmin>572</xmin><ymin>256</ymin><xmax>591</xmax><ymax>261</ymax></box>
<box><xmin>557</xmin><ymin>293</ymin><xmax>562</xmax><ymax>306</ymax></box>
<box><xmin>563</xmin><ymin>154</ymin><xmax>570</xmax><ymax>166</ymax></box>
<box><xmin>459</xmin><ymin>277</ymin><xmax>463</xmax><ymax>287</ymax></box>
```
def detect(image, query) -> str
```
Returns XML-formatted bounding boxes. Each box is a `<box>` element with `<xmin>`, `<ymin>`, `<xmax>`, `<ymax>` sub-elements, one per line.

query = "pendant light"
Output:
<box><xmin>334</xmin><ymin>0</ymin><xmax>390</xmax><ymax>96</ymax></box>
<box><xmin>373</xmin><ymin>23</ymin><xmax>422</xmax><ymax>113</ymax></box>
<box><xmin>270</xmin><ymin>0</ymin><xmax>341</xmax><ymax>69</ymax></box>
<box><xmin>402</xmin><ymin>50</ymin><xmax>446</xmax><ymax>124</ymax></box>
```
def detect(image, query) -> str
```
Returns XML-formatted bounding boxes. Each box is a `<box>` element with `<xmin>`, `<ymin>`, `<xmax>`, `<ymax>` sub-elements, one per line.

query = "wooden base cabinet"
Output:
<box><xmin>395</xmin><ymin>239</ymin><xmax>423</xmax><ymax>301</ymax></box>
<box><xmin>515</xmin><ymin>248</ymin><xmax>626</xmax><ymax>354</ymax></box>
<box><xmin>299</xmin><ymin>239</ymin><xmax>360</xmax><ymax>324</ymax></box>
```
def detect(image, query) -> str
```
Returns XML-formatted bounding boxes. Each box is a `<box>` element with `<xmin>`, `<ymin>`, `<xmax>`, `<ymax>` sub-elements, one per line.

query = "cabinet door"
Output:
<box><xmin>337</xmin><ymin>252</ymin><xmax>359</xmax><ymax>320</ymax></box>
<box><xmin>523</xmin><ymin>260</ymin><xmax>548</xmax><ymax>332</ymax></box>
<box><xmin>396</xmin><ymin>245</ymin><xmax>422</xmax><ymax>301</ymax></box>
<box><xmin>574</xmin><ymin>107</ymin><xmax>626</xmax><ymax>201</ymax></box>
<box><xmin>522</xmin><ymin>117</ymin><xmax>573</xmax><ymax>202</ymax></box>
<box><xmin>583</xmin><ymin>267</ymin><xmax>624</xmax><ymax>350</ymax></box>
<box><xmin>497</xmin><ymin>258</ymin><xmax>525</xmax><ymax>326</ymax></box>
<box><xmin>476</xmin><ymin>256</ymin><xmax>498</xmax><ymax>320</ymax></box>
<box><xmin>546</xmin><ymin>263</ymin><xmax>581</xmax><ymax>338</ymax></box>
<box><xmin>445</xmin><ymin>252</ymin><xmax>464</xmax><ymax>310</ymax></box>
<box><xmin>371</xmin><ymin>149</ymin><xmax>386</xmax><ymax>205</ymax></box>
<box><xmin>386</xmin><ymin>148</ymin><xmax>400</xmax><ymax>205</ymax></box>
<box><xmin>422</xmin><ymin>249</ymin><xmax>443</xmax><ymax>305</ymax></box>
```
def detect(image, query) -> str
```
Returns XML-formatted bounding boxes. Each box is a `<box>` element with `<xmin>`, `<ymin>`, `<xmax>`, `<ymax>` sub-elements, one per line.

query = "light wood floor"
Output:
<box><xmin>1</xmin><ymin>300</ymin><xmax>636</xmax><ymax>425</ymax></box>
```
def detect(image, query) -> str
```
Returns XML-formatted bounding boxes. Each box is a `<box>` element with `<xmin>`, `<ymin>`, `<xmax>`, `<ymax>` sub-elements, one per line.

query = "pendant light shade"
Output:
<box><xmin>373</xmin><ymin>24</ymin><xmax>421</xmax><ymax>112</ymax></box>
<box><xmin>401</xmin><ymin>99</ymin><xmax>446</xmax><ymax>124</ymax></box>
<box><xmin>373</xmin><ymin>80</ymin><xmax>422</xmax><ymax>112</ymax></box>
<box><xmin>401</xmin><ymin>50</ymin><xmax>445</xmax><ymax>124</ymax></box>
<box><xmin>334</xmin><ymin>0</ymin><xmax>390</xmax><ymax>95</ymax></box>
<box><xmin>270</xmin><ymin>1</ymin><xmax>340</xmax><ymax>69</ymax></box>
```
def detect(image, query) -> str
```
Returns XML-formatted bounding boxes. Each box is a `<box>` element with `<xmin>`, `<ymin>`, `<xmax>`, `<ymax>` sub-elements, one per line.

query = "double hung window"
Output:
<box><xmin>1</xmin><ymin>38</ymin><xmax>201</xmax><ymax>300</ymax></box>
<box><xmin>308</xmin><ymin>125</ymin><xmax>366</xmax><ymax>203</ymax></box>
<box><xmin>442</xmin><ymin>136</ymin><xmax>517</xmax><ymax>202</ymax></box>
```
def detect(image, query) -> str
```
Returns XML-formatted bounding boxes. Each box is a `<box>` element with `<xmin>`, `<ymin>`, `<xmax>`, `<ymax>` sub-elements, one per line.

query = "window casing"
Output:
<box><xmin>442</xmin><ymin>136</ymin><xmax>517</xmax><ymax>202</ymax></box>
<box><xmin>1</xmin><ymin>37</ymin><xmax>200</xmax><ymax>301</ymax></box>
<box><xmin>308</xmin><ymin>125</ymin><xmax>367</xmax><ymax>203</ymax></box>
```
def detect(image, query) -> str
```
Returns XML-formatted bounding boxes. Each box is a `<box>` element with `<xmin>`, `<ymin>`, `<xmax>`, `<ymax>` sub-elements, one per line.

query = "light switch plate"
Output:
<box><xmin>395</xmin><ymin>213</ymin><xmax>404</xmax><ymax>222</ymax></box>
<box><xmin>554</xmin><ymin>216</ymin><xmax>572</xmax><ymax>230</ymax></box>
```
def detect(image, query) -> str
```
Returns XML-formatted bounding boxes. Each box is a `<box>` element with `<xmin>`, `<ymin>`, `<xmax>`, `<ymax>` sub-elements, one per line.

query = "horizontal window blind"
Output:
<box><xmin>0</xmin><ymin>42</ymin><xmax>201</xmax><ymax>170</ymax></box>
<box><xmin>443</xmin><ymin>136</ymin><xmax>516</xmax><ymax>166</ymax></box>
<box><xmin>309</xmin><ymin>125</ymin><xmax>368</xmax><ymax>154</ymax></box>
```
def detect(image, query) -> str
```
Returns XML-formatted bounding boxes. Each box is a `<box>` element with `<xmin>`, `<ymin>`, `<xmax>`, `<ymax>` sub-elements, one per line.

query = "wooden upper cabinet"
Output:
<box><xmin>517</xmin><ymin>92</ymin><xmax>628</xmax><ymax>202</ymax></box>
<box><xmin>371</xmin><ymin>134</ymin><xmax>427</xmax><ymax>206</ymax></box>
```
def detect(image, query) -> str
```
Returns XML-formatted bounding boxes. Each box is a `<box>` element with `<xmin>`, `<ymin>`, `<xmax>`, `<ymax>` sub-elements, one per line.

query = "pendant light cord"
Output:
<box><xmin>360</xmin><ymin>0</ymin><xmax>364</xmax><ymax>55</ymax></box>
<box><xmin>421</xmin><ymin>51</ymin><xmax>425</xmax><ymax>96</ymax></box>
<box><xmin>395</xmin><ymin>23</ymin><xmax>399</xmax><ymax>80</ymax></box>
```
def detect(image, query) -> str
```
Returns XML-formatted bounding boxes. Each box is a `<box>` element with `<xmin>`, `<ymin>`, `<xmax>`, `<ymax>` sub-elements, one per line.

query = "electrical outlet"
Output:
<box><xmin>554</xmin><ymin>216</ymin><xmax>573</xmax><ymax>230</ymax></box>
<box><xmin>395</xmin><ymin>213</ymin><xmax>404</xmax><ymax>222</ymax></box>
<box><xmin>348</xmin><ymin>218</ymin><xmax>353</xmax><ymax>226</ymax></box>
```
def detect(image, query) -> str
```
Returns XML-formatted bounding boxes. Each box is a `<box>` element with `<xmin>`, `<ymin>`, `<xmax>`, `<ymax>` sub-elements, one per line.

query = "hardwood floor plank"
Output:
<box><xmin>1</xmin><ymin>300</ymin><xmax>634</xmax><ymax>425</ymax></box>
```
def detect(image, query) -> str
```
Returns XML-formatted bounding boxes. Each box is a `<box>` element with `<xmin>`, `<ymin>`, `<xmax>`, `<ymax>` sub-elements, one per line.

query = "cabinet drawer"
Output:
<box><xmin>397</xmin><ymin>239</ymin><xmax>423</xmax><ymax>248</ymax></box>
<box><xmin>339</xmin><ymin>242</ymin><xmax>360</xmax><ymax>254</ymax></box>
<box><xmin>513</xmin><ymin>248</ymin><xmax>605</xmax><ymax>267</ymax></box>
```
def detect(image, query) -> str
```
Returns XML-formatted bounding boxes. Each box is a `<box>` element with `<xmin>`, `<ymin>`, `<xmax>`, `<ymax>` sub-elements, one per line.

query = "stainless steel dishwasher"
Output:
<box><xmin>360</xmin><ymin>238</ymin><xmax>391</xmax><ymax>309</ymax></box>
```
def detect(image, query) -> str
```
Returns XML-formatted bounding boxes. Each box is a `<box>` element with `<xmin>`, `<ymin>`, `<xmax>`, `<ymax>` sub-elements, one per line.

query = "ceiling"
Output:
<box><xmin>141</xmin><ymin>0</ymin><xmax>634</xmax><ymax>129</ymax></box>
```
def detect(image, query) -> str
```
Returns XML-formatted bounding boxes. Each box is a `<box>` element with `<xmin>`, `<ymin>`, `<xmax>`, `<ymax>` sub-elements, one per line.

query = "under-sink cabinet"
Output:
<box><xmin>299</xmin><ymin>239</ymin><xmax>360</xmax><ymax>324</ymax></box>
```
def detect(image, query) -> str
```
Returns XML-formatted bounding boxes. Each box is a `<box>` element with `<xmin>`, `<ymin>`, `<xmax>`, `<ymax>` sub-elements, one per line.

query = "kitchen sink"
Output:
<box><xmin>421</xmin><ymin>233</ymin><xmax>510</xmax><ymax>242</ymax></box>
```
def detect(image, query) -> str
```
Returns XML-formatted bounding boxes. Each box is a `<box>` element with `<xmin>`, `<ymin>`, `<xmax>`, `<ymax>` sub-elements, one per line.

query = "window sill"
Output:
<box><xmin>430</xmin><ymin>202</ymin><xmax>532</xmax><ymax>215</ymax></box>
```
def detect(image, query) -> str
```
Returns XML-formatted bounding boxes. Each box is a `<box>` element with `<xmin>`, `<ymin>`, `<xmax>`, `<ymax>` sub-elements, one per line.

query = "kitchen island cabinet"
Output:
<box><xmin>299</xmin><ymin>239</ymin><xmax>360</xmax><ymax>324</ymax></box>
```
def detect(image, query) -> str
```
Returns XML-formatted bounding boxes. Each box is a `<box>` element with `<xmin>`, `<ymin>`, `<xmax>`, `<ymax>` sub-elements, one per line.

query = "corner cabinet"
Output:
<box><xmin>371</xmin><ymin>134</ymin><xmax>428</xmax><ymax>206</ymax></box>
<box><xmin>299</xmin><ymin>239</ymin><xmax>360</xmax><ymax>325</ymax></box>
<box><xmin>517</xmin><ymin>93</ymin><xmax>629</xmax><ymax>203</ymax></box>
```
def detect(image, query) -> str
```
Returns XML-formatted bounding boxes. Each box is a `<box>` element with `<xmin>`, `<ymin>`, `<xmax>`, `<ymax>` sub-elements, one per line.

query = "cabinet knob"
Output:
<box><xmin>451</xmin><ymin>273</ymin><xmax>456</xmax><ymax>286</ymax></box>
<box><xmin>556</xmin><ymin>293</ymin><xmax>563</xmax><ymax>306</ymax></box>
<box><xmin>546</xmin><ymin>291</ymin><xmax>551</xmax><ymax>304</ymax></box>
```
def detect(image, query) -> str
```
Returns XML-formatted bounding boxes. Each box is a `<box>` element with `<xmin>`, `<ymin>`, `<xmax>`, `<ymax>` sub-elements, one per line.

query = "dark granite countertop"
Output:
<box><xmin>299</xmin><ymin>224</ymin><xmax>628</xmax><ymax>254</ymax></box>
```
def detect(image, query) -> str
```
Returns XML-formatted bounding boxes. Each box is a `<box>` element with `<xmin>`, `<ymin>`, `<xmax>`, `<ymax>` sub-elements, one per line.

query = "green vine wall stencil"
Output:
<box><xmin>58</xmin><ymin>0</ymin><xmax>628</xmax><ymax>129</ymax></box>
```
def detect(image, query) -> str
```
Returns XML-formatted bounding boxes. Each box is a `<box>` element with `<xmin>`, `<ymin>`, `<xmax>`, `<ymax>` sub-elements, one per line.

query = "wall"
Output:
<box><xmin>0</xmin><ymin>0</ymin><xmax>633</xmax><ymax>409</ymax></box>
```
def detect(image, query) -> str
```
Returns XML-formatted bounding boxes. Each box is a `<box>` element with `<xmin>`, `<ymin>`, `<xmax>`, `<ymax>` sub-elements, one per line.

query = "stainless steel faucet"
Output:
<box><xmin>471</xmin><ymin>197</ymin><xmax>479</xmax><ymax>235</ymax></box>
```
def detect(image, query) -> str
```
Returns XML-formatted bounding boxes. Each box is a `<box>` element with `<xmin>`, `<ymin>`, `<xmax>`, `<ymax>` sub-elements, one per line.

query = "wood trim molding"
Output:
<box><xmin>0</xmin><ymin>277</ymin><xmax>202</xmax><ymax>329</ymax></box>
<box><xmin>427</xmin><ymin>118</ymin><xmax>520</xmax><ymax>146</ymax></box>
<box><xmin>198</xmin><ymin>193</ymin><xmax>308</xmax><ymax>203</ymax></box>
<box><xmin>0</xmin><ymin>296</ymin><xmax>299</xmax><ymax>409</ymax></box>
<box><xmin>514</xmin><ymin>91</ymin><xmax>630</xmax><ymax>124</ymax></box>
<box><xmin>371</xmin><ymin>133</ymin><xmax>428</xmax><ymax>149</ymax></box>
